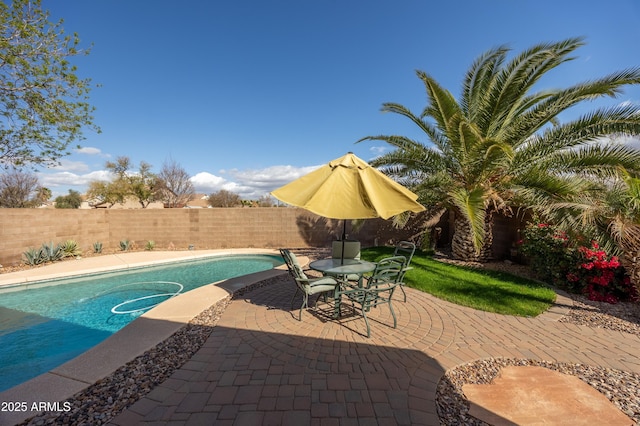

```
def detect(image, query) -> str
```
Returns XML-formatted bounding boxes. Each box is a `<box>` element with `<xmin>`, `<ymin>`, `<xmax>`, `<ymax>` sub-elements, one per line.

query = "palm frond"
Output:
<box><xmin>378</xmin><ymin>103</ymin><xmax>438</xmax><ymax>140</ymax></box>
<box><xmin>417</xmin><ymin>70</ymin><xmax>461</xmax><ymax>131</ymax></box>
<box><xmin>481</xmin><ymin>38</ymin><xmax>585</xmax><ymax>136</ymax></box>
<box><xmin>461</xmin><ymin>45</ymin><xmax>509</xmax><ymax>120</ymax></box>
<box><xmin>358</xmin><ymin>134</ymin><xmax>425</xmax><ymax>152</ymax></box>
<box><xmin>511</xmin><ymin>168</ymin><xmax>593</xmax><ymax>208</ymax></box>
<box><xmin>508</xmin><ymin>68</ymin><xmax>640</xmax><ymax>141</ymax></box>
<box><xmin>513</xmin><ymin>104</ymin><xmax>640</xmax><ymax>166</ymax></box>
<box><xmin>545</xmin><ymin>144</ymin><xmax>640</xmax><ymax>179</ymax></box>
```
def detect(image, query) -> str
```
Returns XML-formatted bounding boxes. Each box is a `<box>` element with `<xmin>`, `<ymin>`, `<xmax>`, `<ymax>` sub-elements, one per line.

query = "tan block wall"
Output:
<box><xmin>1</xmin><ymin>209</ymin><xmax>110</xmax><ymax>264</ymax></box>
<box><xmin>0</xmin><ymin>208</ymin><xmax>427</xmax><ymax>266</ymax></box>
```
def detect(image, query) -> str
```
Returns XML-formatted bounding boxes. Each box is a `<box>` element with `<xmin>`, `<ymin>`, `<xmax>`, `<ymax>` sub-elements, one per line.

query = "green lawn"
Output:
<box><xmin>360</xmin><ymin>247</ymin><xmax>556</xmax><ymax>317</ymax></box>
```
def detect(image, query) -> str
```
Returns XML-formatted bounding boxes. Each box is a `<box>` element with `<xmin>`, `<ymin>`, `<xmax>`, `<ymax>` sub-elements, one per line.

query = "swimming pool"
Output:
<box><xmin>0</xmin><ymin>254</ymin><xmax>283</xmax><ymax>392</ymax></box>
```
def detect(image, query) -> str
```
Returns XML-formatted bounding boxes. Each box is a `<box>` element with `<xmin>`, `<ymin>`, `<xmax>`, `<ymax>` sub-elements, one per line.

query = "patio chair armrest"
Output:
<box><xmin>368</xmin><ymin>281</ymin><xmax>397</xmax><ymax>292</ymax></box>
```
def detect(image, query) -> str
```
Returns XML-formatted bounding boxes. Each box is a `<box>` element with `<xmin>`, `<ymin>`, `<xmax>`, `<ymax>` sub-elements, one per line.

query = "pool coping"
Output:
<box><xmin>0</xmin><ymin>249</ymin><xmax>294</xmax><ymax>426</ymax></box>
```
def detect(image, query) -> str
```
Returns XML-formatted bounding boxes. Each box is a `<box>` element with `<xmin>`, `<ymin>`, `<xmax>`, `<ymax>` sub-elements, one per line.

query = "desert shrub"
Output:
<box><xmin>519</xmin><ymin>223</ymin><xmax>576</xmax><ymax>285</ymax></box>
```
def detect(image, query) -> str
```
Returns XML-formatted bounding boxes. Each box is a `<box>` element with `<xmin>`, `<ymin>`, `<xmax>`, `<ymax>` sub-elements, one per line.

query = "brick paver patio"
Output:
<box><xmin>108</xmin><ymin>274</ymin><xmax>640</xmax><ymax>425</ymax></box>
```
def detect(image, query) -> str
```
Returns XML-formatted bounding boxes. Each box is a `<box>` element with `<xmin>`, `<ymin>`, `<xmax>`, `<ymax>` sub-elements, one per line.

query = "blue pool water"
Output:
<box><xmin>0</xmin><ymin>254</ymin><xmax>283</xmax><ymax>392</ymax></box>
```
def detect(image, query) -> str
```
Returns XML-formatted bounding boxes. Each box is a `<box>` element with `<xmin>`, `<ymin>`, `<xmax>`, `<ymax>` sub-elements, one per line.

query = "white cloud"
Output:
<box><xmin>37</xmin><ymin>170</ymin><xmax>114</xmax><ymax>188</ymax></box>
<box><xmin>190</xmin><ymin>172</ymin><xmax>229</xmax><ymax>193</ymax></box>
<box><xmin>630</xmin><ymin>140</ymin><xmax>640</xmax><ymax>150</ymax></box>
<box><xmin>369</xmin><ymin>146</ymin><xmax>387</xmax><ymax>155</ymax></box>
<box><xmin>76</xmin><ymin>146</ymin><xmax>109</xmax><ymax>157</ymax></box>
<box><xmin>192</xmin><ymin>164</ymin><xmax>321</xmax><ymax>199</ymax></box>
<box><xmin>228</xmin><ymin>165</ymin><xmax>320</xmax><ymax>188</ymax></box>
<box><xmin>228</xmin><ymin>165</ymin><xmax>320</xmax><ymax>199</ymax></box>
<box><xmin>50</xmin><ymin>159</ymin><xmax>91</xmax><ymax>173</ymax></box>
<box><xmin>191</xmin><ymin>170</ymin><xmax>271</xmax><ymax>199</ymax></box>
<box><xmin>618</xmin><ymin>135</ymin><xmax>640</xmax><ymax>150</ymax></box>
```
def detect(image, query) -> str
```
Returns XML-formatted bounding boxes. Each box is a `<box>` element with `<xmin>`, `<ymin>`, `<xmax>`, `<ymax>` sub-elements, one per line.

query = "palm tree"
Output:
<box><xmin>360</xmin><ymin>37</ymin><xmax>640</xmax><ymax>261</ymax></box>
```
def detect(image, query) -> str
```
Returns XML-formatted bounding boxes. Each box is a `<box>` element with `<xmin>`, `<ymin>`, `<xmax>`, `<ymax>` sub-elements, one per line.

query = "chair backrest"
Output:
<box><xmin>332</xmin><ymin>240</ymin><xmax>361</xmax><ymax>260</ymax></box>
<box><xmin>279</xmin><ymin>249</ymin><xmax>308</xmax><ymax>281</ymax></box>
<box><xmin>393</xmin><ymin>241</ymin><xmax>416</xmax><ymax>267</ymax></box>
<box><xmin>366</xmin><ymin>255</ymin><xmax>406</xmax><ymax>287</ymax></box>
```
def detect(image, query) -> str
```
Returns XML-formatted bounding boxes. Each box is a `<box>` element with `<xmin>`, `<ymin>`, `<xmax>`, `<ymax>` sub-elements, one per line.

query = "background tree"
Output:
<box><xmin>35</xmin><ymin>186</ymin><xmax>52</xmax><ymax>205</ymax></box>
<box><xmin>361</xmin><ymin>38</ymin><xmax>640</xmax><ymax>261</ymax></box>
<box><xmin>88</xmin><ymin>156</ymin><xmax>159</xmax><ymax>208</ymax></box>
<box><xmin>208</xmin><ymin>189</ymin><xmax>241</xmax><ymax>207</ymax></box>
<box><xmin>86</xmin><ymin>180</ymin><xmax>125</xmax><ymax>208</ymax></box>
<box><xmin>86</xmin><ymin>156</ymin><xmax>131</xmax><ymax>207</ymax></box>
<box><xmin>105</xmin><ymin>156</ymin><xmax>132</xmax><ymax>179</ymax></box>
<box><xmin>128</xmin><ymin>161</ymin><xmax>159</xmax><ymax>208</ymax></box>
<box><xmin>256</xmin><ymin>195</ymin><xmax>275</xmax><ymax>207</ymax></box>
<box><xmin>0</xmin><ymin>0</ymin><xmax>98</xmax><ymax>168</ymax></box>
<box><xmin>157</xmin><ymin>158</ymin><xmax>195</xmax><ymax>207</ymax></box>
<box><xmin>54</xmin><ymin>189</ymin><xmax>82</xmax><ymax>208</ymax></box>
<box><xmin>0</xmin><ymin>169</ymin><xmax>43</xmax><ymax>207</ymax></box>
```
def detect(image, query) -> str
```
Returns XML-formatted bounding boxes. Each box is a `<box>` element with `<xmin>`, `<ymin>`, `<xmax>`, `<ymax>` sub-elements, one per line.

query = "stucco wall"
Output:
<box><xmin>0</xmin><ymin>208</ymin><xmax>427</xmax><ymax>266</ymax></box>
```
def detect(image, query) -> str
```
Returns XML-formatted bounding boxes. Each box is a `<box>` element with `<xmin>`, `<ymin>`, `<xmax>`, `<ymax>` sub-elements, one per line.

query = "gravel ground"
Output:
<box><xmin>15</xmin><ymin>249</ymin><xmax>640</xmax><ymax>425</ymax></box>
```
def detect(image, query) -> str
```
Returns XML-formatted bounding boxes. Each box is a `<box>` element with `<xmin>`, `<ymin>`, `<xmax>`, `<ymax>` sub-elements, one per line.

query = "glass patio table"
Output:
<box><xmin>309</xmin><ymin>258</ymin><xmax>377</xmax><ymax>278</ymax></box>
<box><xmin>309</xmin><ymin>258</ymin><xmax>377</xmax><ymax>318</ymax></box>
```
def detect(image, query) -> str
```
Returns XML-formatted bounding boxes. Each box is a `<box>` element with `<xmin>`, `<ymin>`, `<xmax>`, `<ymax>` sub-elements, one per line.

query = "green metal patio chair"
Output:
<box><xmin>338</xmin><ymin>255</ymin><xmax>406</xmax><ymax>337</ymax></box>
<box><xmin>280</xmin><ymin>249</ymin><xmax>340</xmax><ymax>320</ymax></box>
<box><xmin>393</xmin><ymin>241</ymin><xmax>416</xmax><ymax>302</ymax></box>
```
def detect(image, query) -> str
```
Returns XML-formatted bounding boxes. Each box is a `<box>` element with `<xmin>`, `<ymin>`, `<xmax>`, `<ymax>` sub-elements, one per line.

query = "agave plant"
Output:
<box><xmin>40</xmin><ymin>242</ymin><xmax>64</xmax><ymax>262</ymax></box>
<box><xmin>93</xmin><ymin>241</ymin><xmax>103</xmax><ymax>254</ymax></box>
<box><xmin>23</xmin><ymin>247</ymin><xmax>43</xmax><ymax>266</ymax></box>
<box><xmin>60</xmin><ymin>240</ymin><xmax>82</xmax><ymax>257</ymax></box>
<box><xmin>145</xmin><ymin>240</ymin><xmax>155</xmax><ymax>251</ymax></box>
<box><xmin>119</xmin><ymin>239</ymin><xmax>131</xmax><ymax>251</ymax></box>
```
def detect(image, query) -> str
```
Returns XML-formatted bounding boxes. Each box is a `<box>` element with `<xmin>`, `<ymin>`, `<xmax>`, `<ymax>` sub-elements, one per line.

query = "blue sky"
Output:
<box><xmin>38</xmin><ymin>0</ymin><xmax>640</xmax><ymax>198</ymax></box>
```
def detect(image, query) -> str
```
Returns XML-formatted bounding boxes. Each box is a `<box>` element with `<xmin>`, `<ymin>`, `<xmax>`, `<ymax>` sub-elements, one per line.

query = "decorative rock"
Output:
<box><xmin>463</xmin><ymin>366</ymin><xmax>634</xmax><ymax>425</ymax></box>
<box><xmin>436</xmin><ymin>358</ymin><xmax>640</xmax><ymax>425</ymax></box>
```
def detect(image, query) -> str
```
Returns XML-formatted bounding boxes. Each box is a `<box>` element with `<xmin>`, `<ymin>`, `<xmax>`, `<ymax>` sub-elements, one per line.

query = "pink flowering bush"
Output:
<box><xmin>566</xmin><ymin>241</ymin><xmax>637</xmax><ymax>303</ymax></box>
<box><xmin>520</xmin><ymin>223</ymin><xmax>638</xmax><ymax>304</ymax></box>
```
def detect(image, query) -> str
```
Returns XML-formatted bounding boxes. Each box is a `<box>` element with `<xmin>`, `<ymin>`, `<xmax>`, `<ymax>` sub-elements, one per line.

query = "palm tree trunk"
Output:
<box><xmin>451</xmin><ymin>215</ymin><xmax>493</xmax><ymax>262</ymax></box>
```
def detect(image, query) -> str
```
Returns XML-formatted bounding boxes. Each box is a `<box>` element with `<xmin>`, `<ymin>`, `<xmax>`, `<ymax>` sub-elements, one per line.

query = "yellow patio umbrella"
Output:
<box><xmin>271</xmin><ymin>152</ymin><xmax>425</xmax><ymax>253</ymax></box>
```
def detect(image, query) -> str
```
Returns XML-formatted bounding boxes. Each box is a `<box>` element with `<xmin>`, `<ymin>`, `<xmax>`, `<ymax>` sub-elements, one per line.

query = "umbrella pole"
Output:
<box><xmin>341</xmin><ymin>220</ymin><xmax>347</xmax><ymax>265</ymax></box>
